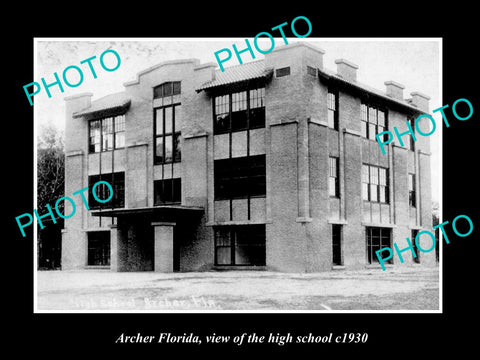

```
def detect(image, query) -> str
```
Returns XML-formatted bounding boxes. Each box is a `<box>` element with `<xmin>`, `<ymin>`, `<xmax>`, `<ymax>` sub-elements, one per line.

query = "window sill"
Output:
<box><xmin>85</xmin><ymin>265</ymin><xmax>110</xmax><ymax>270</ymax></box>
<box><xmin>365</xmin><ymin>264</ymin><xmax>394</xmax><ymax>269</ymax></box>
<box><xmin>363</xmin><ymin>201</ymin><xmax>390</xmax><ymax>205</ymax></box>
<box><xmin>213</xmin><ymin>126</ymin><xmax>266</xmax><ymax>136</ymax></box>
<box><xmin>154</xmin><ymin>160</ymin><xmax>182</xmax><ymax>166</ymax></box>
<box><xmin>214</xmin><ymin>196</ymin><xmax>267</xmax><ymax>201</ymax></box>
<box><xmin>213</xmin><ymin>265</ymin><xmax>266</xmax><ymax>271</ymax></box>
<box><xmin>89</xmin><ymin>148</ymin><xmax>125</xmax><ymax>154</ymax></box>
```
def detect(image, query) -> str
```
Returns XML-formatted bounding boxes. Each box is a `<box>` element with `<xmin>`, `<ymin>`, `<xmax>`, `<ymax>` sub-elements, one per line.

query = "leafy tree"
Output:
<box><xmin>432</xmin><ymin>201</ymin><xmax>440</xmax><ymax>262</ymax></box>
<box><xmin>37</xmin><ymin>123</ymin><xmax>64</xmax><ymax>269</ymax></box>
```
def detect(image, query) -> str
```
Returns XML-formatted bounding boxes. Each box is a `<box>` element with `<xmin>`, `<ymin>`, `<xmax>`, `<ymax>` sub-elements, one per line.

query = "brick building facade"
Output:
<box><xmin>62</xmin><ymin>42</ymin><xmax>435</xmax><ymax>272</ymax></box>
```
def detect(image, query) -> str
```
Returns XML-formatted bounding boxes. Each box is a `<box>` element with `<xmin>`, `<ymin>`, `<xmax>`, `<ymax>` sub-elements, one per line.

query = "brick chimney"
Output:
<box><xmin>410</xmin><ymin>91</ymin><xmax>431</xmax><ymax>112</ymax></box>
<box><xmin>335</xmin><ymin>58</ymin><xmax>358</xmax><ymax>82</ymax></box>
<box><xmin>64</xmin><ymin>92</ymin><xmax>92</xmax><ymax>153</ymax></box>
<box><xmin>384</xmin><ymin>80</ymin><xmax>405</xmax><ymax>100</ymax></box>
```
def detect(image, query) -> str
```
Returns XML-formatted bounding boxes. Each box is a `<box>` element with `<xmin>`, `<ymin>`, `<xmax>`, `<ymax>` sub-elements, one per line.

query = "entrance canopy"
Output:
<box><xmin>91</xmin><ymin>205</ymin><xmax>204</xmax><ymax>222</ymax></box>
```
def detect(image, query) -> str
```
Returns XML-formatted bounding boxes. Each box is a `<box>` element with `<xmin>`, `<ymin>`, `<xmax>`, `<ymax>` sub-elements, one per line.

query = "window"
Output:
<box><xmin>155</xmin><ymin>104</ymin><xmax>182</xmax><ymax>164</ymax></box>
<box><xmin>88</xmin><ymin>115</ymin><xmax>125</xmax><ymax>153</ymax></box>
<box><xmin>409</xmin><ymin>173</ymin><xmax>416</xmax><ymax>208</ymax></box>
<box><xmin>307</xmin><ymin>65</ymin><xmax>317</xmax><ymax>77</ymax></box>
<box><xmin>332</xmin><ymin>224</ymin><xmax>342</xmax><ymax>266</ymax></box>
<box><xmin>327</xmin><ymin>90</ymin><xmax>339</xmax><ymax>130</ymax></box>
<box><xmin>362</xmin><ymin>164</ymin><xmax>389</xmax><ymax>203</ymax></box>
<box><xmin>214</xmin><ymin>87</ymin><xmax>265</xmax><ymax>134</ymax></box>
<box><xmin>366</xmin><ymin>227</ymin><xmax>392</xmax><ymax>265</ymax></box>
<box><xmin>379</xmin><ymin>168</ymin><xmax>388</xmax><ymax>203</ymax></box>
<box><xmin>87</xmin><ymin>231</ymin><xmax>110</xmax><ymax>266</ymax></box>
<box><xmin>249</xmin><ymin>88</ymin><xmax>266</xmax><ymax>129</ymax></box>
<box><xmin>214</xmin><ymin>225</ymin><xmax>266</xmax><ymax>266</ymax></box>
<box><xmin>214</xmin><ymin>155</ymin><xmax>266</xmax><ymax>200</ymax></box>
<box><xmin>154</xmin><ymin>178</ymin><xmax>181</xmax><ymax>205</ymax></box>
<box><xmin>154</xmin><ymin>81</ymin><xmax>181</xmax><ymax>99</ymax></box>
<box><xmin>275</xmin><ymin>67</ymin><xmax>290</xmax><ymax>77</ymax></box>
<box><xmin>361</xmin><ymin>103</ymin><xmax>387</xmax><ymax>141</ymax></box>
<box><xmin>407</xmin><ymin>117</ymin><xmax>415</xmax><ymax>151</ymax></box>
<box><xmin>88</xmin><ymin>172</ymin><xmax>125</xmax><ymax>209</ymax></box>
<box><xmin>329</xmin><ymin>157</ymin><xmax>339</xmax><ymax>197</ymax></box>
<box><xmin>231</xmin><ymin>91</ymin><xmax>248</xmax><ymax>131</ymax></box>
<box><xmin>411</xmin><ymin>229</ymin><xmax>420</xmax><ymax>263</ymax></box>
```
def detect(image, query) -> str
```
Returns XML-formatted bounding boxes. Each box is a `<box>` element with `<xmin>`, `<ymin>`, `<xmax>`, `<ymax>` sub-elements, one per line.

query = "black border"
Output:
<box><xmin>8</xmin><ymin>7</ymin><xmax>480</xmax><ymax>356</ymax></box>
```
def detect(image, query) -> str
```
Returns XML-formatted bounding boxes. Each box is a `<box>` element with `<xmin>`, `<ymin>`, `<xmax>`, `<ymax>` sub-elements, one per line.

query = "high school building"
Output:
<box><xmin>62</xmin><ymin>42</ymin><xmax>435</xmax><ymax>272</ymax></box>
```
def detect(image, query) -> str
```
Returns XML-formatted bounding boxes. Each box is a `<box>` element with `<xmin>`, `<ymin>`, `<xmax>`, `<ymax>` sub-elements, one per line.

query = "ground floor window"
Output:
<box><xmin>87</xmin><ymin>231</ymin><xmax>110</xmax><ymax>266</ymax></box>
<box><xmin>366</xmin><ymin>227</ymin><xmax>392</xmax><ymax>265</ymax></box>
<box><xmin>411</xmin><ymin>229</ymin><xmax>420</xmax><ymax>263</ymax></box>
<box><xmin>332</xmin><ymin>224</ymin><xmax>343</xmax><ymax>266</ymax></box>
<box><xmin>214</xmin><ymin>225</ymin><xmax>266</xmax><ymax>266</ymax></box>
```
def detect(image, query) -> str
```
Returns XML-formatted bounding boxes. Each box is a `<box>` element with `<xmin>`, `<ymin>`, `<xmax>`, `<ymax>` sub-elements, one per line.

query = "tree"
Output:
<box><xmin>432</xmin><ymin>201</ymin><xmax>440</xmax><ymax>262</ymax></box>
<box><xmin>37</xmin><ymin>123</ymin><xmax>64</xmax><ymax>269</ymax></box>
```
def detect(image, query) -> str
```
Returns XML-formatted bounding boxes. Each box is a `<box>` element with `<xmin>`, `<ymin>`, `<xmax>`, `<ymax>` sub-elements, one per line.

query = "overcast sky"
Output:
<box><xmin>34</xmin><ymin>38</ymin><xmax>441</xmax><ymax>203</ymax></box>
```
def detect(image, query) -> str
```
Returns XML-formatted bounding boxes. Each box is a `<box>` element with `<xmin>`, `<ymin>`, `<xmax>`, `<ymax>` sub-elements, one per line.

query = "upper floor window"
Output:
<box><xmin>361</xmin><ymin>103</ymin><xmax>387</xmax><ymax>141</ymax></box>
<box><xmin>329</xmin><ymin>156</ymin><xmax>339</xmax><ymax>197</ymax></box>
<box><xmin>214</xmin><ymin>155</ymin><xmax>266</xmax><ymax>200</ymax></box>
<box><xmin>154</xmin><ymin>81</ymin><xmax>181</xmax><ymax>99</ymax></box>
<box><xmin>407</xmin><ymin>117</ymin><xmax>415</xmax><ymax>151</ymax></box>
<box><xmin>89</xmin><ymin>115</ymin><xmax>125</xmax><ymax>153</ymax></box>
<box><xmin>154</xmin><ymin>178</ymin><xmax>181</xmax><ymax>205</ymax></box>
<box><xmin>408</xmin><ymin>173</ymin><xmax>416</xmax><ymax>208</ymax></box>
<box><xmin>275</xmin><ymin>67</ymin><xmax>290</xmax><ymax>77</ymax></box>
<box><xmin>214</xmin><ymin>87</ymin><xmax>265</xmax><ymax>135</ymax></box>
<box><xmin>88</xmin><ymin>172</ymin><xmax>125</xmax><ymax>209</ymax></box>
<box><xmin>327</xmin><ymin>90</ymin><xmax>339</xmax><ymax>130</ymax></box>
<box><xmin>362</xmin><ymin>164</ymin><xmax>389</xmax><ymax>204</ymax></box>
<box><xmin>154</xmin><ymin>105</ymin><xmax>181</xmax><ymax>164</ymax></box>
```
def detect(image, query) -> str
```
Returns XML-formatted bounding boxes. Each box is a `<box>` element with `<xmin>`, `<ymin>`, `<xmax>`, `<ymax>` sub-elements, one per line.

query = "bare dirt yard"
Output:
<box><xmin>36</xmin><ymin>266</ymin><xmax>439</xmax><ymax>312</ymax></box>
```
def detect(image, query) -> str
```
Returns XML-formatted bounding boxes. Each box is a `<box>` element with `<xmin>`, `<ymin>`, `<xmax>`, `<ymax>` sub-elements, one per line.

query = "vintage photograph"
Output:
<box><xmin>33</xmin><ymin>38</ymin><xmax>441</xmax><ymax>312</ymax></box>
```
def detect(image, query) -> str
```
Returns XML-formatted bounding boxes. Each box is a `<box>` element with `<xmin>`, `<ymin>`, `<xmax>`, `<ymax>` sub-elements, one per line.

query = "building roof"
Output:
<box><xmin>73</xmin><ymin>92</ymin><xmax>131</xmax><ymax>118</ymax></box>
<box><xmin>317</xmin><ymin>67</ymin><xmax>423</xmax><ymax>113</ymax></box>
<box><xmin>196</xmin><ymin>60</ymin><xmax>273</xmax><ymax>92</ymax></box>
<box><xmin>196</xmin><ymin>59</ymin><xmax>424</xmax><ymax>113</ymax></box>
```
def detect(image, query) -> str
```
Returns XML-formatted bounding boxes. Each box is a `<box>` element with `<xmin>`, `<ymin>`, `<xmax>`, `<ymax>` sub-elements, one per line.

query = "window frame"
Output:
<box><xmin>275</xmin><ymin>67</ymin><xmax>290</xmax><ymax>77</ymax></box>
<box><xmin>408</xmin><ymin>173</ymin><xmax>416</xmax><ymax>208</ymax></box>
<box><xmin>153</xmin><ymin>81</ymin><xmax>181</xmax><ymax>99</ymax></box>
<box><xmin>361</xmin><ymin>102</ymin><xmax>388</xmax><ymax>141</ymax></box>
<box><xmin>154</xmin><ymin>103</ymin><xmax>182</xmax><ymax>165</ymax></box>
<box><xmin>327</xmin><ymin>89</ymin><xmax>339</xmax><ymax>130</ymax></box>
<box><xmin>411</xmin><ymin>229</ymin><xmax>420</xmax><ymax>263</ymax></box>
<box><xmin>329</xmin><ymin>156</ymin><xmax>340</xmax><ymax>198</ymax></box>
<box><xmin>154</xmin><ymin>178</ymin><xmax>182</xmax><ymax>205</ymax></box>
<box><xmin>87</xmin><ymin>231</ymin><xmax>110</xmax><ymax>266</ymax></box>
<box><xmin>366</xmin><ymin>227</ymin><xmax>392</xmax><ymax>265</ymax></box>
<box><xmin>88</xmin><ymin>172</ymin><xmax>125</xmax><ymax>210</ymax></box>
<box><xmin>407</xmin><ymin>117</ymin><xmax>416</xmax><ymax>151</ymax></box>
<box><xmin>213</xmin><ymin>87</ymin><xmax>265</xmax><ymax>135</ymax></box>
<box><xmin>214</xmin><ymin>225</ymin><xmax>266</xmax><ymax>266</ymax></box>
<box><xmin>214</xmin><ymin>155</ymin><xmax>266</xmax><ymax>201</ymax></box>
<box><xmin>332</xmin><ymin>224</ymin><xmax>343</xmax><ymax>266</ymax></box>
<box><xmin>362</xmin><ymin>164</ymin><xmax>389</xmax><ymax>204</ymax></box>
<box><xmin>88</xmin><ymin>114</ymin><xmax>126</xmax><ymax>153</ymax></box>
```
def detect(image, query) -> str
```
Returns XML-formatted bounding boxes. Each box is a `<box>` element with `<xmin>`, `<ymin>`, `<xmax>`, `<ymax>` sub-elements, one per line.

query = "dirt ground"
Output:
<box><xmin>36</xmin><ymin>266</ymin><xmax>440</xmax><ymax>312</ymax></box>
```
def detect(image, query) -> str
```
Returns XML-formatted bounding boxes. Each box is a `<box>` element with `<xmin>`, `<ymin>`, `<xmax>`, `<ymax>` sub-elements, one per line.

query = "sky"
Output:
<box><xmin>34</xmin><ymin>38</ymin><xmax>441</xmax><ymax>203</ymax></box>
